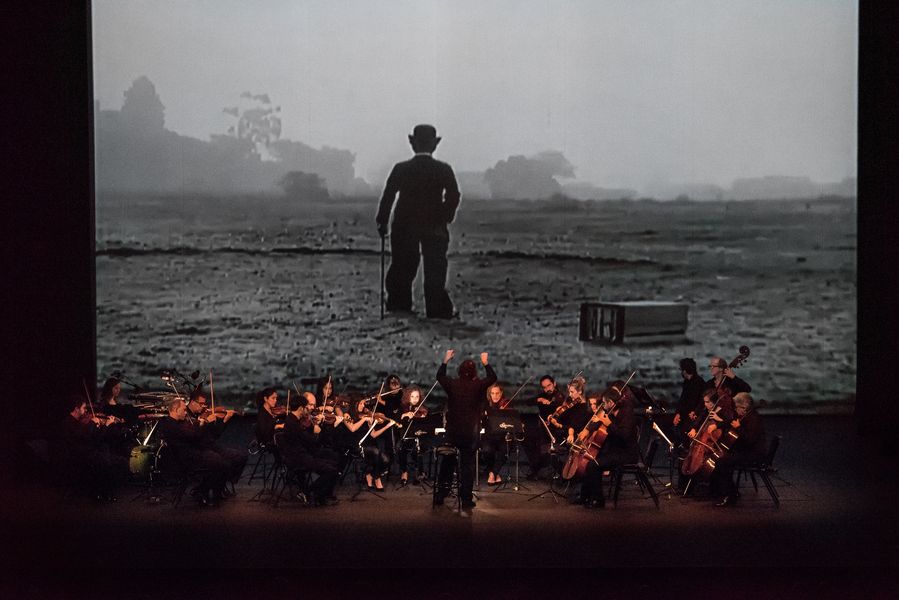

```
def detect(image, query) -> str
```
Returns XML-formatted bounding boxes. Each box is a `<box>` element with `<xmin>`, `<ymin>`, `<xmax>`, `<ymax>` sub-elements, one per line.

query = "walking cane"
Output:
<box><xmin>380</xmin><ymin>233</ymin><xmax>386</xmax><ymax>319</ymax></box>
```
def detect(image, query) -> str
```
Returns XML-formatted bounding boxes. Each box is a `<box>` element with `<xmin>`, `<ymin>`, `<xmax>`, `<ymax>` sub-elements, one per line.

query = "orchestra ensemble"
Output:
<box><xmin>55</xmin><ymin>346</ymin><xmax>768</xmax><ymax>511</ymax></box>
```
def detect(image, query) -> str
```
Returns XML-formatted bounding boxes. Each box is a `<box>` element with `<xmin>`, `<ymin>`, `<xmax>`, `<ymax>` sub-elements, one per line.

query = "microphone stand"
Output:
<box><xmin>527</xmin><ymin>416</ymin><xmax>568</xmax><ymax>503</ymax></box>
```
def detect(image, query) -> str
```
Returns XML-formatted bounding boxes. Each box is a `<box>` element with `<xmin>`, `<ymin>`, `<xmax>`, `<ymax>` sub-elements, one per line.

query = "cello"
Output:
<box><xmin>680</xmin><ymin>346</ymin><xmax>750</xmax><ymax>482</ymax></box>
<box><xmin>561</xmin><ymin>373</ymin><xmax>636</xmax><ymax>480</ymax></box>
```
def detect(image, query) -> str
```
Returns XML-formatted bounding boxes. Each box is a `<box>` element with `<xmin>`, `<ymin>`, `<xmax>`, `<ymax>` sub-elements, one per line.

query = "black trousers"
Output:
<box><xmin>438</xmin><ymin>434</ymin><xmax>476</xmax><ymax>502</ymax></box>
<box><xmin>386</xmin><ymin>224</ymin><xmax>453</xmax><ymax>317</ymax></box>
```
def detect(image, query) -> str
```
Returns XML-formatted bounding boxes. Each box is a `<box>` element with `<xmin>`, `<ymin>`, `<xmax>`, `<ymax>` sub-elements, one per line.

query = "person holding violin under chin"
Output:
<box><xmin>346</xmin><ymin>396</ymin><xmax>398</xmax><ymax>490</ymax></box>
<box><xmin>185</xmin><ymin>388</ymin><xmax>247</xmax><ymax>492</ymax></box>
<box><xmin>56</xmin><ymin>393</ymin><xmax>130</xmax><ymax>501</ymax></box>
<box><xmin>279</xmin><ymin>404</ymin><xmax>341</xmax><ymax>506</ymax></box>
<box><xmin>254</xmin><ymin>387</ymin><xmax>286</xmax><ymax>447</ymax></box>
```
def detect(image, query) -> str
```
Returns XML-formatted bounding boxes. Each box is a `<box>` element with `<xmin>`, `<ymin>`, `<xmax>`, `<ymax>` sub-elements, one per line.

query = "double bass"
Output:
<box><xmin>561</xmin><ymin>374</ymin><xmax>635</xmax><ymax>480</ymax></box>
<box><xmin>680</xmin><ymin>346</ymin><xmax>750</xmax><ymax>480</ymax></box>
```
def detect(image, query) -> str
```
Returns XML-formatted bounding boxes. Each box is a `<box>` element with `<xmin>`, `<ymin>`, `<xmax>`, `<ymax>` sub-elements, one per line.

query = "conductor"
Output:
<box><xmin>435</xmin><ymin>349</ymin><xmax>497</xmax><ymax>509</ymax></box>
<box><xmin>376</xmin><ymin>124</ymin><xmax>461</xmax><ymax>319</ymax></box>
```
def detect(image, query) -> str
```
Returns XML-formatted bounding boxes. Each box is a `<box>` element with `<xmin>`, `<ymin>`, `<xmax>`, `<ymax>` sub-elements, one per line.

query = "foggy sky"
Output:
<box><xmin>92</xmin><ymin>0</ymin><xmax>857</xmax><ymax>193</ymax></box>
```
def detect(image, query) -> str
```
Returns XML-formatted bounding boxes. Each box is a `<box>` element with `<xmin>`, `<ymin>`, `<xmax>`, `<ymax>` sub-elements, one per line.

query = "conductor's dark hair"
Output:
<box><xmin>679</xmin><ymin>358</ymin><xmax>698</xmax><ymax>376</ymax></box>
<box><xmin>458</xmin><ymin>359</ymin><xmax>477</xmax><ymax>380</ymax></box>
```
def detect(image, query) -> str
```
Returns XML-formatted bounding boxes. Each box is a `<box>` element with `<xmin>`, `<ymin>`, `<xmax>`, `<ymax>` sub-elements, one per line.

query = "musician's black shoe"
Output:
<box><xmin>399</xmin><ymin>479</ymin><xmax>408</xmax><ymax>488</ymax></box>
<box><xmin>715</xmin><ymin>495</ymin><xmax>737</xmax><ymax>507</ymax></box>
<box><xmin>585</xmin><ymin>498</ymin><xmax>605</xmax><ymax>509</ymax></box>
<box><xmin>190</xmin><ymin>489</ymin><xmax>210</xmax><ymax>507</ymax></box>
<box><xmin>434</xmin><ymin>490</ymin><xmax>447</xmax><ymax>505</ymax></box>
<box><xmin>221</xmin><ymin>487</ymin><xmax>234</xmax><ymax>499</ymax></box>
<box><xmin>525</xmin><ymin>472</ymin><xmax>538</xmax><ymax>481</ymax></box>
<box><xmin>461</xmin><ymin>499</ymin><xmax>476</xmax><ymax>509</ymax></box>
<box><xmin>569</xmin><ymin>495</ymin><xmax>586</xmax><ymax>505</ymax></box>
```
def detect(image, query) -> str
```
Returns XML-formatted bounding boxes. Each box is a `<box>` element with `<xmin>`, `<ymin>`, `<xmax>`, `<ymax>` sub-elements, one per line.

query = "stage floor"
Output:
<box><xmin>2</xmin><ymin>416</ymin><xmax>896</xmax><ymax>596</ymax></box>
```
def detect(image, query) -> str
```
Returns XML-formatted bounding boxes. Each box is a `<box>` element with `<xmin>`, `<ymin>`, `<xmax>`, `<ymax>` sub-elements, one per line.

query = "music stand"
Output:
<box><xmin>526</xmin><ymin>418</ymin><xmax>570</xmax><ymax>503</ymax></box>
<box><xmin>486</xmin><ymin>410</ymin><xmax>529</xmax><ymax>493</ymax></box>
<box><xmin>396</xmin><ymin>414</ymin><xmax>439</xmax><ymax>495</ymax></box>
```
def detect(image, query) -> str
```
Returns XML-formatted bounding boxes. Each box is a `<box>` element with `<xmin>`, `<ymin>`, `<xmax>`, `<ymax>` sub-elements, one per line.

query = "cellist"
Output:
<box><xmin>577</xmin><ymin>383</ymin><xmax>639</xmax><ymax>509</ymax></box>
<box><xmin>710</xmin><ymin>392</ymin><xmax>767</xmax><ymax>507</ymax></box>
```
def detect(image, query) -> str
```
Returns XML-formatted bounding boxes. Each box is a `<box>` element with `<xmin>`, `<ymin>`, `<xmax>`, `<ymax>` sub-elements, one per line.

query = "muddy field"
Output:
<box><xmin>95</xmin><ymin>193</ymin><xmax>856</xmax><ymax>413</ymax></box>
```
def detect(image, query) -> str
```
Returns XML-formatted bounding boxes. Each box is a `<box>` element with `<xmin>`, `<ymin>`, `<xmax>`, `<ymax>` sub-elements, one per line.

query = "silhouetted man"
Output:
<box><xmin>376</xmin><ymin>124</ymin><xmax>461</xmax><ymax>319</ymax></box>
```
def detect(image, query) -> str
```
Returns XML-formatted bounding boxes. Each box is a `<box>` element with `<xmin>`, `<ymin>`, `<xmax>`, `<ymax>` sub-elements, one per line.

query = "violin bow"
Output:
<box><xmin>400</xmin><ymin>380</ymin><xmax>438</xmax><ymax>442</ymax></box>
<box><xmin>209</xmin><ymin>370</ymin><xmax>215</xmax><ymax>414</ymax></box>
<box><xmin>359</xmin><ymin>382</ymin><xmax>385</xmax><ymax>446</ymax></box>
<box><xmin>500</xmin><ymin>375</ymin><xmax>533</xmax><ymax>410</ymax></box>
<box><xmin>81</xmin><ymin>378</ymin><xmax>97</xmax><ymax>419</ymax></box>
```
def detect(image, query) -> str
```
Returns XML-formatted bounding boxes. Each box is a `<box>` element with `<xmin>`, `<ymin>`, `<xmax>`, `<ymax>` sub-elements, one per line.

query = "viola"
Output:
<box><xmin>200</xmin><ymin>407</ymin><xmax>245</xmax><ymax>419</ymax></box>
<box><xmin>547</xmin><ymin>396</ymin><xmax>577</xmax><ymax>429</ymax></box>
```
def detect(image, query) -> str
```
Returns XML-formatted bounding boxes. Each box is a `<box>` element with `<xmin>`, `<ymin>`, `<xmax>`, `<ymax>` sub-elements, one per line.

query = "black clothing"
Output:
<box><xmin>279</xmin><ymin>414</ymin><xmax>339</xmax><ymax>502</ymax></box>
<box><xmin>676</xmin><ymin>376</ymin><xmax>706</xmax><ymax>423</ymax></box>
<box><xmin>436</xmin><ymin>362</ymin><xmax>497</xmax><ymax>502</ymax></box>
<box><xmin>255</xmin><ymin>408</ymin><xmax>278</xmax><ymax>446</ymax></box>
<box><xmin>480</xmin><ymin>404</ymin><xmax>508</xmax><ymax>476</ymax></box>
<box><xmin>708</xmin><ymin>375</ymin><xmax>751</xmax><ymax>397</ymax></box>
<box><xmin>156</xmin><ymin>416</ymin><xmax>230</xmax><ymax>499</ymax></box>
<box><xmin>376</xmin><ymin>154</ymin><xmax>461</xmax><ymax>317</ymax></box>
<box><xmin>536</xmin><ymin>388</ymin><xmax>565</xmax><ymax>421</ymax></box>
<box><xmin>56</xmin><ymin>415</ymin><xmax>129</xmax><ymax>497</ymax></box>
<box><xmin>579</xmin><ymin>395</ymin><xmax>640</xmax><ymax>503</ymax></box>
<box><xmin>710</xmin><ymin>409</ymin><xmax>767</xmax><ymax>498</ymax></box>
<box><xmin>185</xmin><ymin>410</ymin><xmax>247</xmax><ymax>484</ymax></box>
<box><xmin>561</xmin><ymin>402</ymin><xmax>591</xmax><ymax>435</ymax></box>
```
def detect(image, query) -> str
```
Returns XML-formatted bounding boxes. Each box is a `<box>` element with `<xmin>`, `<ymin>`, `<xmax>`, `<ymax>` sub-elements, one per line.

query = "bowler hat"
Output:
<box><xmin>409</xmin><ymin>124</ymin><xmax>440</xmax><ymax>144</ymax></box>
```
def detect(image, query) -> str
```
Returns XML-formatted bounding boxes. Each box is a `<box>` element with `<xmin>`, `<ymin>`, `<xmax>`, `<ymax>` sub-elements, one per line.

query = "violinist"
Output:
<box><xmin>99</xmin><ymin>377</ymin><xmax>142</xmax><ymax>426</ymax></box>
<box><xmin>156</xmin><ymin>397</ymin><xmax>231</xmax><ymax>507</ymax></box>
<box><xmin>707</xmin><ymin>356</ymin><xmax>751</xmax><ymax>397</ymax></box>
<box><xmin>57</xmin><ymin>394</ymin><xmax>129</xmax><ymax>501</ymax></box>
<box><xmin>90</xmin><ymin>377</ymin><xmax>135</xmax><ymax>458</ymax></box>
<box><xmin>186</xmin><ymin>389</ymin><xmax>247</xmax><ymax>492</ymax></box>
<box><xmin>523</xmin><ymin>375</ymin><xmax>566</xmax><ymax>480</ymax></box>
<box><xmin>382</xmin><ymin>373</ymin><xmax>404</xmax><ymax>413</ymax></box>
<box><xmin>347</xmin><ymin>397</ymin><xmax>397</xmax><ymax>490</ymax></box>
<box><xmin>710</xmin><ymin>392</ymin><xmax>766</xmax><ymax>507</ymax></box>
<box><xmin>435</xmin><ymin>349</ymin><xmax>497</xmax><ymax>509</ymax></box>
<box><xmin>279</xmin><ymin>404</ymin><xmax>341</xmax><ymax>506</ymax></box>
<box><xmin>254</xmin><ymin>387</ymin><xmax>284</xmax><ymax>447</ymax></box>
<box><xmin>577</xmin><ymin>384</ymin><xmax>639</xmax><ymax>509</ymax></box>
<box><xmin>395</xmin><ymin>385</ymin><xmax>429</xmax><ymax>486</ymax></box>
<box><xmin>481</xmin><ymin>384</ymin><xmax>508</xmax><ymax>486</ymax></box>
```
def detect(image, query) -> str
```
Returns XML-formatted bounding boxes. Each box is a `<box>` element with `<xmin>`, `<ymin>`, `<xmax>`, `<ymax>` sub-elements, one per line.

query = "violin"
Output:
<box><xmin>199</xmin><ymin>406</ymin><xmax>244</xmax><ymax>420</ymax></box>
<box><xmin>81</xmin><ymin>412</ymin><xmax>124</xmax><ymax>426</ymax></box>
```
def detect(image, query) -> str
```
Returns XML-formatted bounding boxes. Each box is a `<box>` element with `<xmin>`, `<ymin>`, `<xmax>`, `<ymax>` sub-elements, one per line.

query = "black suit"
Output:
<box><xmin>376</xmin><ymin>154</ymin><xmax>461</xmax><ymax>317</ymax></box>
<box><xmin>436</xmin><ymin>362</ymin><xmax>497</xmax><ymax>502</ymax></box>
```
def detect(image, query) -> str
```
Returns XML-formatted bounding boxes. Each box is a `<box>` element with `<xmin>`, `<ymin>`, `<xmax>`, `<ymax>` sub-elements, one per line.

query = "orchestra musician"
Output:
<box><xmin>185</xmin><ymin>388</ymin><xmax>247</xmax><ymax>493</ymax></box>
<box><xmin>279</xmin><ymin>404</ymin><xmax>342</xmax><ymax>506</ymax></box>
<box><xmin>560</xmin><ymin>376</ymin><xmax>590</xmax><ymax>449</ymax></box>
<box><xmin>57</xmin><ymin>393</ymin><xmax>129</xmax><ymax>501</ymax></box>
<box><xmin>523</xmin><ymin>375</ymin><xmax>566</xmax><ymax>480</ymax></box>
<box><xmin>347</xmin><ymin>397</ymin><xmax>396</xmax><ymax>490</ymax></box>
<box><xmin>254</xmin><ymin>387</ymin><xmax>283</xmax><ymax>447</ymax></box>
<box><xmin>707</xmin><ymin>356</ymin><xmax>752</xmax><ymax>397</ymax></box>
<box><xmin>672</xmin><ymin>358</ymin><xmax>706</xmax><ymax>441</ymax></box>
<box><xmin>394</xmin><ymin>384</ymin><xmax>429</xmax><ymax>486</ymax></box>
<box><xmin>435</xmin><ymin>349</ymin><xmax>497</xmax><ymax>510</ymax></box>
<box><xmin>481</xmin><ymin>384</ymin><xmax>508</xmax><ymax>486</ymax></box>
<box><xmin>710</xmin><ymin>392</ymin><xmax>767</xmax><ymax>507</ymax></box>
<box><xmin>577</xmin><ymin>384</ymin><xmax>640</xmax><ymax>509</ymax></box>
<box><xmin>677</xmin><ymin>385</ymin><xmax>729</xmax><ymax>493</ymax></box>
<box><xmin>156</xmin><ymin>397</ymin><xmax>231</xmax><ymax>507</ymax></box>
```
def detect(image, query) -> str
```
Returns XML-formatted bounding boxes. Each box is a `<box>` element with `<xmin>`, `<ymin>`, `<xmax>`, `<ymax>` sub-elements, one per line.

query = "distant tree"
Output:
<box><xmin>120</xmin><ymin>76</ymin><xmax>165</xmax><ymax>135</ymax></box>
<box><xmin>278</xmin><ymin>170</ymin><xmax>330</xmax><ymax>201</ymax></box>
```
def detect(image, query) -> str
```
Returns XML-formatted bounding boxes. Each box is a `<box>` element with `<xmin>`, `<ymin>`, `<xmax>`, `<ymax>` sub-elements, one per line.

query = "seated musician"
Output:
<box><xmin>560</xmin><ymin>377</ymin><xmax>590</xmax><ymax>448</ymax></box>
<box><xmin>98</xmin><ymin>377</ymin><xmax>141</xmax><ymax>426</ymax></box>
<box><xmin>394</xmin><ymin>384</ymin><xmax>429</xmax><ymax>486</ymax></box>
<box><xmin>347</xmin><ymin>397</ymin><xmax>396</xmax><ymax>490</ymax></box>
<box><xmin>672</xmin><ymin>358</ymin><xmax>705</xmax><ymax>442</ymax></box>
<box><xmin>523</xmin><ymin>375</ymin><xmax>566</xmax><ymax>480</ymax></box>
<box><xmin>254</xmin><ymin>387</ymin><xmax>283</xmax><ymax>447</ymax></box>
<box><xmin>279</xmin><ymin>403</ymin><xmax>341</xmax><ymax>506</ymax></box>
<box><xmin>57</xmin><ymin>394</ymin><xmax>129</xmax><ymax>501</ymax></box>
<box><xmin>185</xmin><ymin>389</ymin><xmax>247</xmax><ymax>492</ymax></box>
<box><xmin>710</xmin><ymin>392</ymin><xmax>767</xmax><ymax>507</ymax></box>
<box><xmin>156</xmin><ymin>397</ymin><xmax>231</xmax><ymax>507</ymax></box>
<box><xmin>677</xmin><ymin>386</ymin><xmax>727</xmax><ymax>492</ymax></box>
<box><xmin>578</xmin><ymin>385</ymin><xmax>639</xmax><ymax>509</ymax></box>
<box><xmin>481</xmin><ymin>384</ymin><xmax>509</xmax><ymax>486</ymax></box>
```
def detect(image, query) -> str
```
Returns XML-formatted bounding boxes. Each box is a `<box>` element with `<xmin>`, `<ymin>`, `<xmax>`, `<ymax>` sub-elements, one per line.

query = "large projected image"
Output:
<box><xmin>93</xmin><ymin>1</ymin><xmax>857</xmax><ymax>412</ymax></box>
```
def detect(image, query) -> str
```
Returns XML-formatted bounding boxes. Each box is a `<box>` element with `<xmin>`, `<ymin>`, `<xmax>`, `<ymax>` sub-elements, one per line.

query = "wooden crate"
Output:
<box><xmin>579</xmin><ymin>301</ymin><xmax>688</xmax><ymax>344</ymax></box>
